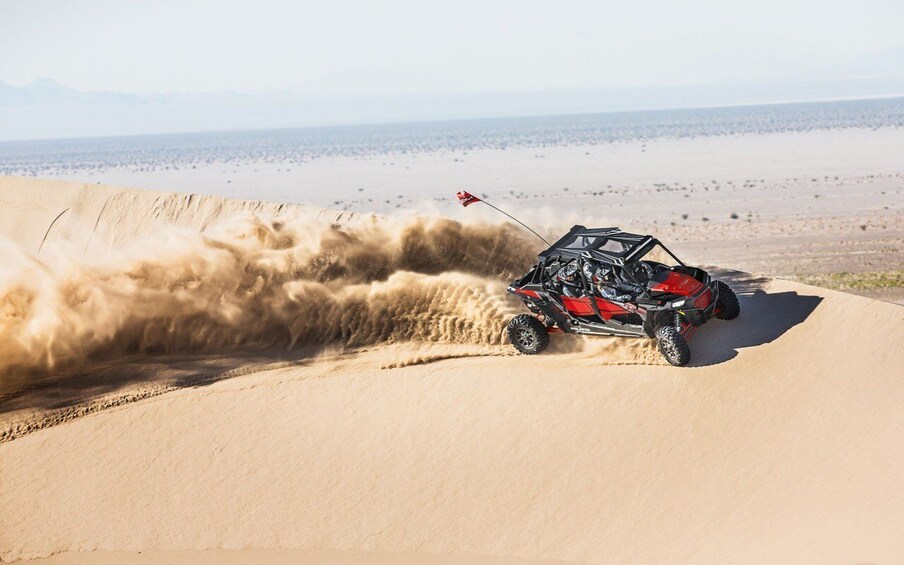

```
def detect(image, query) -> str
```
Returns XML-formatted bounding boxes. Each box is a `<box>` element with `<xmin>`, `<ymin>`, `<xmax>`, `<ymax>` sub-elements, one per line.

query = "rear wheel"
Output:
<box><xmin>656</xmin><ymin>325</ymin><xmax>690</xmax><ymax>366</ymax></box>
<box><xmin>506</xmin><ymin>314</ymin><xmax>549</xmax><ymax>355</ymax></box>
<box><xmin>714</xmin><ymin>280</ymin><xmax>740</xmax><ymax>320</ymax></box>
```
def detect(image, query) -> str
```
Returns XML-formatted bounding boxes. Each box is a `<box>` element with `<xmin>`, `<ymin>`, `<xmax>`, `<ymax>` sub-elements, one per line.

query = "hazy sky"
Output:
<box><xmin>1</xmin><ymin>0</ymin><xmax>902</xmax><ymax>95</ymax></box>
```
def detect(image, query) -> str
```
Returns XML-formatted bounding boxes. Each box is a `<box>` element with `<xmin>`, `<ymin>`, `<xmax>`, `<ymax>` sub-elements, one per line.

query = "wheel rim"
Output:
<box><xmin>516</xmin><ymin>328</ymin><xmax>538</xmax><ymax>350</ymax></box>
<box><xmin>660</xmin><ymin>338</ymin><xmax>680</xmax><ymax>362</ymax></box>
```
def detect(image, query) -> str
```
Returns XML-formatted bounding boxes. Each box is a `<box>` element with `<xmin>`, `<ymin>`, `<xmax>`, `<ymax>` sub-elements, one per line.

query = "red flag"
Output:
<box><xmin>456</xmin><ymin>191</ymin><xmax>481</xmax><ymax>207</ymax></box>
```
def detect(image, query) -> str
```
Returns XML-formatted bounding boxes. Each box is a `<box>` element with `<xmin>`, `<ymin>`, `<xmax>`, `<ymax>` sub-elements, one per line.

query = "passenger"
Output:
<box><xmin>583</xmin><ymin>260</ymin><xmax>637</xmax><ymax>303</ymax></box>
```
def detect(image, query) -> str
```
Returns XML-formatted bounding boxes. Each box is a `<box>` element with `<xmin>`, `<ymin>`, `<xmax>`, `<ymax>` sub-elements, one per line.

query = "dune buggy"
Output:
<box><xmin>506</xmin><ymin>225</ymin><xmax>740</xmax><ymax>366</ymax></box>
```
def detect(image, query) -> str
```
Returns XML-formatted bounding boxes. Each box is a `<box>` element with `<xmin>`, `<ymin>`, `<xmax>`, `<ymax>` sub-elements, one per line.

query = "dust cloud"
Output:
<box><xmin>0</xmin><ymin>214</ymin><xmax>538</xmax><ymax>388</ymax></box>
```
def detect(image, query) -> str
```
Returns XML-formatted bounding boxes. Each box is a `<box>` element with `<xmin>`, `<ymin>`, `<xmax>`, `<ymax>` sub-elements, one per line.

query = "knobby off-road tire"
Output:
<box><xmin>506</xmin><ymin>314</ymin><xmax>550</xmax><ymax>355</ymax></box>
<box><xmin>656</xmin><ymin>325</ymin><xmax>691</xmax><ymax>366</ymax></box>
<box><xmin>714</xmin><ymin>280</ymin><xmax>740</xmax><ymax>320</ymax></box>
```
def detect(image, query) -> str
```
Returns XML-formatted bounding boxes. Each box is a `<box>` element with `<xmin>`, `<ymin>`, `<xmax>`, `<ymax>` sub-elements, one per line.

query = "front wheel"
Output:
<box><xmin>656</xmin><ymin>325</ymin><xmax>690</xmax><ymax>366</ymax></box>
<box><xmin>714</xmin><ymin>280</ymin><xmax>740</xmax><ymax>320</ymax></box>
<box><xmin>506</xmin><ymin>314</ymin><xmax>549</xmax><ymax>355</ymax></box>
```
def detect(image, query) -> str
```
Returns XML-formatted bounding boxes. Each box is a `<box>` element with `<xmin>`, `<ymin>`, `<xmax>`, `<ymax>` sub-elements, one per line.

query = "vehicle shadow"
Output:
<box><xmin>704</xmin><ymin>267</ymin><xmax>772</xmax><ymax>297</ymax></box>
<box><xmin>0</xmin><ymin>347</ymin><xmax>322</xmax><ymax>433</ymax></box>
<box><xmin>688</xmin><ymin>288</ymin><xmax>823</xmax><ymax>367</ymax></box>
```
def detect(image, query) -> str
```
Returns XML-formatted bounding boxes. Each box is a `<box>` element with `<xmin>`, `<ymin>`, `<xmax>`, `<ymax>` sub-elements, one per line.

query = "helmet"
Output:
<box><xmin>558</xmin><ymin>261</ymin><xmax>579</xmax><ymax>283</ymax></box>
<box><xmin>596</xmin><ymin>265</ymin><xmax>613</xmax><ymax>282</ymax></box>
<box><xmin>583</xmin><ymin>260</ymin><xmax>611</xmax><ymax>284</ymax></box>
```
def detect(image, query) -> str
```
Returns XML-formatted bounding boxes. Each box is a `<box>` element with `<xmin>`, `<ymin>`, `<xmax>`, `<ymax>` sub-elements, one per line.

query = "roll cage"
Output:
<box><xmin>522</xmin><ymin>225</ymin><xmax>687</xmax><ymax>296</ymax></box>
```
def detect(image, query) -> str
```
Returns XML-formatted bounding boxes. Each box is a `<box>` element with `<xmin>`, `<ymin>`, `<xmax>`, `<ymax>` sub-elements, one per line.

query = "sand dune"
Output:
<box><xmin>1</xmin><ymin>179</ymin><xmax>903</xmax><ymax>564</ymax></box>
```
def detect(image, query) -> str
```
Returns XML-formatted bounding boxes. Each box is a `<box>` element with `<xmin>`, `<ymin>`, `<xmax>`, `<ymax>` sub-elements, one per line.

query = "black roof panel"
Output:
<box><xmin>537</xmin><ymin>225</ymin><xmax>656</xmax><ymax>266</ymax></box>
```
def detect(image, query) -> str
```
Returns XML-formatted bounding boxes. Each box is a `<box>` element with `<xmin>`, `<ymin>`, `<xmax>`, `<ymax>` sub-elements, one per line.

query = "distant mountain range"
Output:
<box><xmin>0</xmin><ymin>78</ymin><xmax>144</xmax><ymax>106</ymax></box>
<box><xmin>2</xmin><ymin>46</ymin><xmax>903</xmax><ymax>141</ymax></box>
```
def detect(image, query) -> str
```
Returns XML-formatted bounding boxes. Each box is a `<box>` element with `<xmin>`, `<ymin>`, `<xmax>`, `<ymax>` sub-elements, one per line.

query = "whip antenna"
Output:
<box><xmin>456</xmin><ymin>191</ymin><xmax>550</xmax><ymax>246</ymax></box>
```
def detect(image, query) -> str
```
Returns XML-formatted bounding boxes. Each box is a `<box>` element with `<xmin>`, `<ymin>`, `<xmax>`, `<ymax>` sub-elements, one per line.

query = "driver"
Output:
<box><xmin>583</xmin><ymin>260</ymin><xmax>638</xmax><ymax>303</ymax></box>
<box><xmin>555</xmin><ymin>261</ymin><xmax>582</xmax><ymax>297</ymax></box>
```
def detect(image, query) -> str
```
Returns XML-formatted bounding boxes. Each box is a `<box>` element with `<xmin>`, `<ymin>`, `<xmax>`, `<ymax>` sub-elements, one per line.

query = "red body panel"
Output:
<box><xmin>651</xmin><ymin>272</ymin><xmax>704</xmax><ymax>296</ymax></box>
<box><xmin>652</xmin><ymin>272</ymin><xmax>713</xmax><ymax>309</ymax></box>
<box><xmin>693</xmin><ymin>290</ymin><xmax>713</xmax><ymax>310</ymax></box>
<box><xmin>561</xmin><ymin>296</ymin><xmax>630</xmax><ymax>319</ymax></box>
<box><xmin>513</xmin><ymin>288</ymin><xmax>540</xmax><ymax>299</ymax></box>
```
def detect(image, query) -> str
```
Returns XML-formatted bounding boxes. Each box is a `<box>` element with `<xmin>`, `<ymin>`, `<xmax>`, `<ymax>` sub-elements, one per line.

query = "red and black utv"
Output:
<box><xmin>505</xmin><ymin>226</ymin><xmax>740</xmax><ymax>366</ymax></box>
